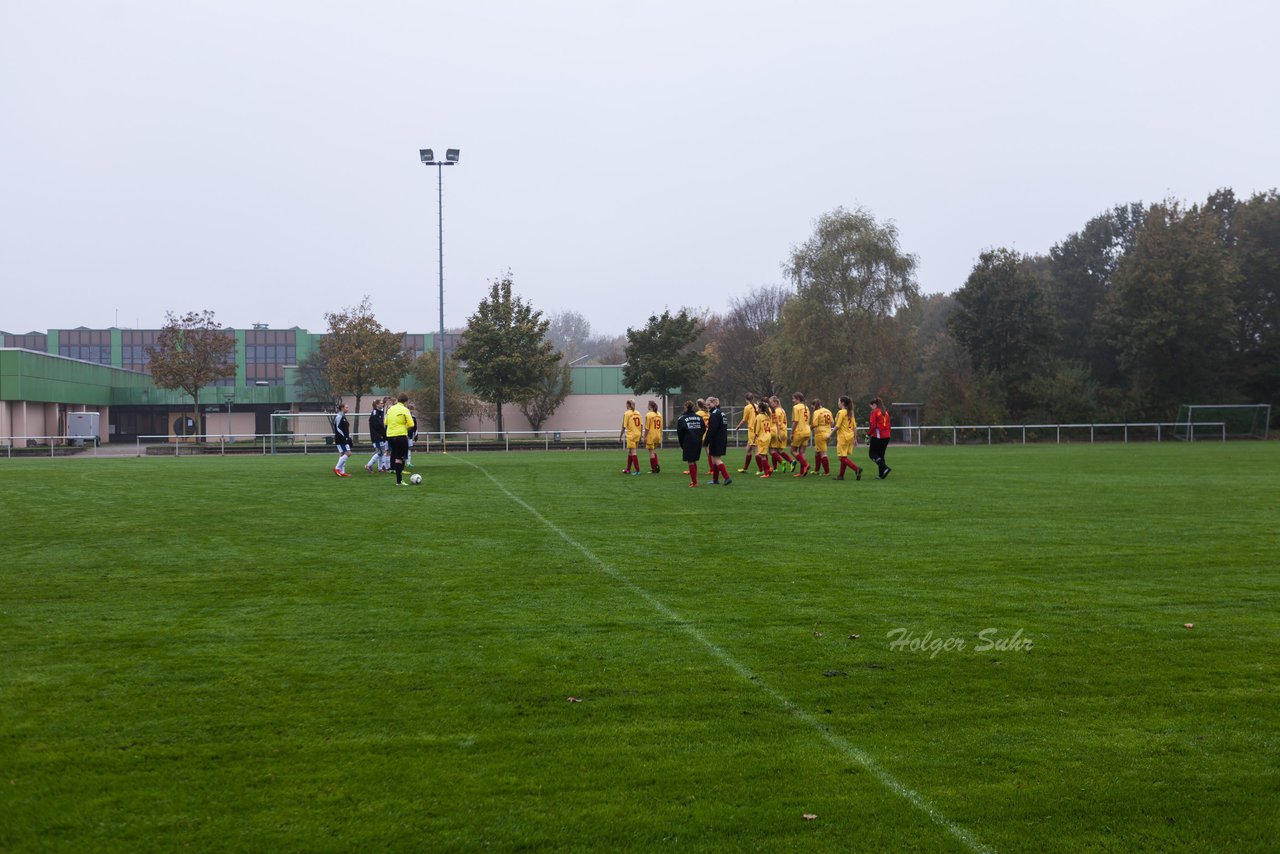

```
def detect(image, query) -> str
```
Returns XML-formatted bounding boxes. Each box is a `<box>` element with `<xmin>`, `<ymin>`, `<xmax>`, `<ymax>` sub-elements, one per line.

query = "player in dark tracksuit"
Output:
<box><xmin>365</xmin><ymin>400</ymin><xmax>387</xmax><ymax>473</ymax></box>
<box><xmin>702</xmin><ymin>396</ymin><xmax>731</xmax><ymax>485</ymax></box>
<box><xmin>676</xmin><ymin>400</ymin><xmax>706</xmax><ymax>488</ymax></box>
<box><xmin>332</xmin><ymin>404</ymin><xmax>353</xmax><ymax>477</ymax></box>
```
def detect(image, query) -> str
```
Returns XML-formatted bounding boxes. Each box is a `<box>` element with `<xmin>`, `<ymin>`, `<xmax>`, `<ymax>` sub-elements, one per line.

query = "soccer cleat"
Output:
<box><xmin>364</xmin><ymin>463</ymin><xmax>372</xmax><ymax>473</ymax></box>
<box><xmin>333</xmin><ymin>467</ymin><xmax>342</xmax><ymax>477</ymax></box>
<box><xmin>340</xmin><ymin>471</ymin><xmax>352</xmax><ymax>477</ymax></box>
<box><xmin>723</xmin><ymin>478</ymin><xmax>732</xmax><ymax>486</ymax></box>
<box><xmin>395</xmin><ymin>481</ymin><xmax>408</xmax><ymax>487</ymax></box>
<box><xmin>405</xmin><ymin>461</ymin><xmax>414</xmax><ymax>469</ymax></box>
<box><xmin>880</xmin><ymin>466</ymin><xmax>891</xmax><ymax>479</ymax></box>
<box><xmin>834</xmin><ymin>475</ymin><xmax>845</xmax><ymax>481</ymax></box>
<box><xmin>790</xmin><ymin>461</ymin><xmax>798</xmax><ymax>472</ymax></box>
<box><xmin>855</xmin><ymin>468</ymin><xmax>862</xmax><ymax>481</ymax></box>
<box><xmin>737</xmin><ymin>468</ymin><xmax>749</xmax><ymax>473</ymax></box>
<box><xmin>689</xmin><ymin>482</ymin><xmax>698</xmax><ymax>488</ymax></box>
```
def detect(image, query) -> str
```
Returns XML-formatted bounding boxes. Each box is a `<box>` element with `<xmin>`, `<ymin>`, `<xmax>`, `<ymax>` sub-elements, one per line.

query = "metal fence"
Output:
<box><xmin>1</xmin><ymin>421</ymin><xmax>1235</xmax><ymax>458</ymax></box>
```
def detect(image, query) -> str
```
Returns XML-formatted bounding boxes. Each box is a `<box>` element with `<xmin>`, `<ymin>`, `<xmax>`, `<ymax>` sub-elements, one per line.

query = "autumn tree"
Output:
<box><xmin>773</xmin><ymin>206</ymin><xmax>919</xmax><ymax>404</ymax></box>
<box><xmin>622</xmin><ymin>308</ymin><xmax>708</xmax><ymax>418</ymax></box>
<box><xmin>454</xmin><ymin>274</ymin><xmax>560</xmax><ymax>433</ymax></box>
<box><xmin>321</xmin><ymin>297</ymin><xmax>412</xmax><ymax>422</ymax></box>
<box><xmin>702</xmin><ymin>286</ymin><xmax>788</xmax><ymax>401</ymax></box>
<box><xmin>146</xmin><ymin>310</ymin><xmax>236</xmax><ymax>436</ymax></box>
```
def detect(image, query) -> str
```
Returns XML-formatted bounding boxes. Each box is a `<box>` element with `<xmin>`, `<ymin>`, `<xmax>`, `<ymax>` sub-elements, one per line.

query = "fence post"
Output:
<box><xmin>1090</xmin><ymin>425</ymin><xmax>1095</xmax><ymax>444</ymax></box>
<box><xmin>1157</xmin><ymin>424</ymin><xmax>1161</xmax><ymax>442</ymax></box>
<box><xmin>953</xmin><ymin>426</ymin><xmax>957</xmax><ymax>446</ymax></box>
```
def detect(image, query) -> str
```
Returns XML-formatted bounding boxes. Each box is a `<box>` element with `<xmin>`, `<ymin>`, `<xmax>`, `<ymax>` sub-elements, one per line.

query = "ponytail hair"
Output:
<box><xmin>839</xmin><ymin>396</ymin><xmax>854</xmax><ymax>419</ymax></box>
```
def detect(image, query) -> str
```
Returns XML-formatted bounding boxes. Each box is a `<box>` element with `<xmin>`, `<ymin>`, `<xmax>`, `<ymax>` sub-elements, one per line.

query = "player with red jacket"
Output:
<box><xmin>868</xmin><ymin>397</ymin><xmax>892</xmax><ymax>479</ymax></box>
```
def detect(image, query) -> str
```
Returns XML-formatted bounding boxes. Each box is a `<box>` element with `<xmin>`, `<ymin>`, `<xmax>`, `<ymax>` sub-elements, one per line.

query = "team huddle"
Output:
<box><xmin>621</xmin><ymin>393</ymin><xmax>893</xmax><ymax>487</ymax></box>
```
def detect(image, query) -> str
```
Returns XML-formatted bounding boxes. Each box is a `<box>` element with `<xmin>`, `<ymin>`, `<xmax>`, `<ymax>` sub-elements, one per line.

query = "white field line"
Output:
<box><xmin>462</xmin><ymin>457</ymin><xmax>992</xmax><ymax>854</ymax></box>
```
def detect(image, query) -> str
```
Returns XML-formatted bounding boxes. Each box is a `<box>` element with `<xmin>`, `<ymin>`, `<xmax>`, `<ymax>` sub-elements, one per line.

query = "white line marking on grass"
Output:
<box><xmin>462</xmin><ymin>457</ymin><xmax>993</xmax><ymax>854</ymax></box>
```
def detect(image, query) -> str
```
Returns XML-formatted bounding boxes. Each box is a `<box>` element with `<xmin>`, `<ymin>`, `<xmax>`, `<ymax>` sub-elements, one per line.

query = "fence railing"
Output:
<box><xmin>0</xmin><ymin>421</ymin><xmax>1235</xmax><ymax>459</ymax></box>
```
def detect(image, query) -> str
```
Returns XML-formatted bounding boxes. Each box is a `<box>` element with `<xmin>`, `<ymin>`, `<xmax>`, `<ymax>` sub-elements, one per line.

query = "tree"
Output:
<box><xmin>773</xmin><ymin>206</ymin><xmax>919</xmax><ymax>404</ymax></box>
<box><xmin>321</xmin><ymin>297</ymin><xmax>412</xmax><ymax>422</ymax></box>
<box><xmin>518</xmin><ymin>360</ymin><xmax>573</xmax><ymax>430</ymax></box>
<box><xmin>146</xmin><ymin>310</ymin><xmax>236</xmax><ymax>437</ymax></box>
<box><xmin>1047</xmin><ymin>202</ymin><xmax>1145</xmax><ymax>385</ymax></box>
<box><xmin>702</xmin><ymin>286</ymin><xmax>788</xmax><ymax>401</ymax></box>
<box><xmin>546</xmin><ymin>310</ymin><xmax>593</xmax><ymax>364</ymax></box>
<box><xmin>409</xmin><ymin>350</ymin><xmax>485</xmax><ymax>434</ymax></box>
<box><xmin>1101</xmin><ymin>200</ymin><xmax>1238</xmax><ymax>416</ymax></box>
<box><xmin>918</xmin><ymin>328</ymin><xmax>1005</xmax><ymax>425</ymax></box>
<box><xmin>949</xmin><ymin>248</ymin><xmax>1058</xmax><ymax>416</ymax></box>
<box><xmin>622</xmin><ymin>308</ymin><xmax>708</xmax><ymax>418</ymax></box>
<box><xmin>294</xmin><ymin>349</ymin><xmax>336</xmax><ymax>408</ymax></box>
<box><xmin>454</xmin><ymin>274</ymin><xmax>560</xmax><ymax>433</ymax></box>
<box><xmin>1222</xmin><ymin>189</ymin><xmax>1280</xmax><ymax>418</ymax></box>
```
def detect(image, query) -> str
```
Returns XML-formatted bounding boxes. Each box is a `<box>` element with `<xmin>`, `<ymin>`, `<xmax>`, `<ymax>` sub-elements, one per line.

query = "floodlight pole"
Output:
<box><xmin>420</xmin><ymin>148</ymin><xmax>459</xmax><ymax>452</ymax></box>
<box><xmin>225</xmin><ymin>393</ymin><xmax>234</xmax><ymax>439</ymax></box>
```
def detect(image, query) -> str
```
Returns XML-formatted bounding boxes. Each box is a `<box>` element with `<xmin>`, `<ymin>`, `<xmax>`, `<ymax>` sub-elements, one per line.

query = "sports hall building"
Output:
<box><xmin>1</xmin><ymin>325</ymin><xmax>635</xmax><ymax>446</ymax></box>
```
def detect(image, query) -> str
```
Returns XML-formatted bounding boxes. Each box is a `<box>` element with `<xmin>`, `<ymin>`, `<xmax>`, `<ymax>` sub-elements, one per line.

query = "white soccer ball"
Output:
<box><xmin>409</xmin><ymin>473</ymin><xmax>423</xmax><ymax>485</ymax></box>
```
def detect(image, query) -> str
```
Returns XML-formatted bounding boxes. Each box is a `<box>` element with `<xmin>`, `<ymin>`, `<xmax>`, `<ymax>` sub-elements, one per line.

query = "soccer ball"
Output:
<box><xmin>409</xmin><ymin>473</ymin><xmax>423</xmax><ymax>485</ymax></box>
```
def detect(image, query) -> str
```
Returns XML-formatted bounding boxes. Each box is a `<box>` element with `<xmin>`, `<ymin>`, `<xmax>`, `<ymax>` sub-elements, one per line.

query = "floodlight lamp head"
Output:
<box><xmin>419</xmin><ymin>149</ymin><xmax>434</xmax><ymax>164</ymax></box>
<box><xmin>446</xmin><ymin>148</ymin><xmax>460</xmax><ymax>163</ymax></box>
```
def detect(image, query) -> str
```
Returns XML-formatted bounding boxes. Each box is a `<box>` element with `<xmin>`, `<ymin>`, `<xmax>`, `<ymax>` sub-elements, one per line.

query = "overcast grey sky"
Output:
<box><xmin>2</xmin><ymin>1</ymin><xmax>1277</xmax><ymax>339</ymax></box>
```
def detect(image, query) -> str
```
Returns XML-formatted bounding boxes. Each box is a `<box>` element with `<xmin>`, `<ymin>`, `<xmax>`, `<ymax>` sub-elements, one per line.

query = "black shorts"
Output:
<box><xmin>388</xmin><ymin>436</ymin><xmax>410</xmax><ymax>462</ymax></box>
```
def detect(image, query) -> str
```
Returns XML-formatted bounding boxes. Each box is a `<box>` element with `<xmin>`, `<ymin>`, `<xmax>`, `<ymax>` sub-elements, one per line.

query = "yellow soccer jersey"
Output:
<box><xmin>834</xmin><ymin>409</ymin><xmax>857</xmax><ymax>457</ymax></box>
<box><xmin>697</xmin><ymin>409</ymin><xmax>710</xmax><ymax>440</ymax></box>
<box><xmin>385</xmin><ymin>402</ymin><xmax>415</xmax><ymax>438</ymax></box>
<box><xmin>753</xmin><ymin>411</ymin><xmax>774</xmax><ymax>447</ymax></box>
<box><xmin>622</xmin><ymin>410</ymin><xmax>644</xmax><ymax>447</ymax></box>
<box><xmin>771</xmin><ymin>407</ymin><xmax>788</xmax><ymax>448</ymax></box>
<box><xmin>791</xmin><ymin>403</ymin><xmax>811</xmax><ymax>443</ymax></box>
<box><xmin>812</xmin><ymin>407</ymin><xmax>834</xmax><ymax>452</ymax></box>
<box><xmin>740</xmin><ymin>402</ymin><xmax>757</xmax><ymax>445</ymax></box>
<box><xmin>644</xmin><ymin>411</ymin><xmax>663</xmax><ymax>448</ymax></box>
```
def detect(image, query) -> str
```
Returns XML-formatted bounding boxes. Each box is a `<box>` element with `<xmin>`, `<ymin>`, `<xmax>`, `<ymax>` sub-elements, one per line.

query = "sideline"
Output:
<box><xmin>460</xmin><ymin>455</ymin><xmax>992</xmax><ymax>854</ymax></box>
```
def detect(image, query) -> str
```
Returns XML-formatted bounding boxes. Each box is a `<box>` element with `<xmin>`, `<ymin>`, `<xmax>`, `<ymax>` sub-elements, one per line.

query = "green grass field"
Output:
<box><xmin>2</xmin><ymin>443</ymin><xmax>1278</xmax><ymax>852</ymax></box>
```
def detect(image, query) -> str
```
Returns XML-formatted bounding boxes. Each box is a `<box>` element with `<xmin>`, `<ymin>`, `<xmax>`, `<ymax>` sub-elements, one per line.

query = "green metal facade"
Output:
<box><xmin>2</xmin><ymin>332</ymin><xmax>630</xmax><ymax>405</ymax></box>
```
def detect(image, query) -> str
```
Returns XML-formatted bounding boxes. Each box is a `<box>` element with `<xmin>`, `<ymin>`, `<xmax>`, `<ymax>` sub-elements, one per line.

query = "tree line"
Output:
<box><xmin>146</xmin><ymin>186</ymin><xmax>1277</xmax><ymax>432</ymax></box>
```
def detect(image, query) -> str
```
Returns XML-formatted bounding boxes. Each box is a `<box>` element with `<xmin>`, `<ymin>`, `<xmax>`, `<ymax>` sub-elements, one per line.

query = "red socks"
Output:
<box><xmin>688</xmin><ymin>463</ymin><xmax>698</xmax><ymax>486</ymax></box>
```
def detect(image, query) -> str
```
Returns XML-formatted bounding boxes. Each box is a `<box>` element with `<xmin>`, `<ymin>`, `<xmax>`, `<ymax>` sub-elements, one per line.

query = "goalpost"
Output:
<box><xmin>1174</xmin><ymin>404</ymin><xmax>1271</xmax><ymax>440</ymax></box>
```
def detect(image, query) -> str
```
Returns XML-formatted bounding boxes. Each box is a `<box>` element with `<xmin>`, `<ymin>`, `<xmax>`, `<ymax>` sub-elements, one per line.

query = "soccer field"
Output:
<box><xmin>2</xmin><ymin>443</ymin><xmax>1278</xmax><ymax>852</ymax></box>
